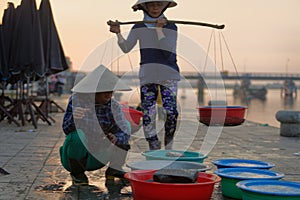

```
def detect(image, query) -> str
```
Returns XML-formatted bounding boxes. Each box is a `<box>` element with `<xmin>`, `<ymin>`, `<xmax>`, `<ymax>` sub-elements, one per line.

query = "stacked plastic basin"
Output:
<box><xmin>124</xmin><ymin>150</ymin><xmax>219</xmax><ymax>200</ymax></box>
<box><xmin>213</xmin><ymin>158</ymin><xmax>300</xmax><ymax>199</ymax></box>
<box><xmin>142</xmin><ymin>150</ymin><xmax>208</xmax><ymax>163</ymax></box>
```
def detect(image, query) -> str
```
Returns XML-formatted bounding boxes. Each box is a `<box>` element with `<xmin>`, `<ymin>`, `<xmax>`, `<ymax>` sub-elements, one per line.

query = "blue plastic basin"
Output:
<box><xmin>213</xmin><ymin>158</ymin><xmax>275</xmax><ymax>169</ymax></box>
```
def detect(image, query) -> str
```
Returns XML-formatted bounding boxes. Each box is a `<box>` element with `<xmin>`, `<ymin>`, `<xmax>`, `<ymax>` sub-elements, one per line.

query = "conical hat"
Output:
<box><xmin>132</xmin><ymin>0</ymin><xmax>177</xmax><ymax>11</ymax></box>
<box><xmin>71</xmin><ymin>65</ymin><xmax>131</xmax><ymax>93</ymax></box>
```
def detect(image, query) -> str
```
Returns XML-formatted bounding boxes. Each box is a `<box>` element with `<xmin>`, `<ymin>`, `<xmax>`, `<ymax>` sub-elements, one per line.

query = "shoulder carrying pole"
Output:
<box><xmin>107</xmin><ymin>20</ymin><xmax>225</xmax><ymax>29</ymax></box>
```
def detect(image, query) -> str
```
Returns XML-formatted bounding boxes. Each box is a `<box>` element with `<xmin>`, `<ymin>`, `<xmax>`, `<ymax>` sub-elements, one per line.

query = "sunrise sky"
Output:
<box><xmin>1</xmin><ymin>0</ymin><xmax>300</xmax><ymax>73</ymax></box>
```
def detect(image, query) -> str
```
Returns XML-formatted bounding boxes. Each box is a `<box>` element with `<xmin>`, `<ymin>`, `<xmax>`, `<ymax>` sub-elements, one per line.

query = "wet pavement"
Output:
<box><xmin>0</xmin><ymin>94</ymin><xmax>299</xmax><ymax>200</ymax></box>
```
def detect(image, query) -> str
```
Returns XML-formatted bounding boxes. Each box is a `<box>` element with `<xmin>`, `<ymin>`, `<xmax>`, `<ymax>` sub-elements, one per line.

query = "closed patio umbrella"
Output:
<box><xmin>36</xmin><ymin>0</ymin><xmax>69</xmax><ymax>122</ymax></box>
<box><xmin>0</xmin><ymin>25</ymin><xmax>16</xmax><ymax>125</ymax></box>
<box><xmin>0</xmin><ymin>4</ymin><xmax>20</xmax><ymax>126</ymax></box>
<box><xmin>6</xmin><ymin>0</ymin><xmax>52</xmax><ymax>128</ymax></box>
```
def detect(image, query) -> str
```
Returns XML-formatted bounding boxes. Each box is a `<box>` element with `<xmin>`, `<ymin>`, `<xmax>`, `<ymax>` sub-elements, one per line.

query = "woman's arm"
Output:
<box><xmin>109</xmin><ymin>22</ymin><xmax>138</xmax><ymax>53</ymax></box>
<box><xmin>110</xmin><ymin>100</ymin><xmax>131</xmax><ymax>145</ymax></box>
<box><xmin>62</xmin><ymin>96</ymin><xmax>76</xmax><ymax>134</ymax></box>
<box><xmin>62</xmin><ymin>95</ymin><xmax>90</xmax><ymax>134</ymax></box>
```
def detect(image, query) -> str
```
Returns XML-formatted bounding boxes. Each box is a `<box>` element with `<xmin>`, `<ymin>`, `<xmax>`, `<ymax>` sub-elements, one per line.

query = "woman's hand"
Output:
<box><xmin>156</xmin><ymin>17</ymin><xmax>167</xmax><ymax>40</ymax></box>
<box><xmin>107</xmin><ymin>133</ymin><xmax>117</xmax><ymax>144</ymax></box>
<box><xmin>73</xmin><ymin>107</ymin><xmax>90</xmax><ymax>119</ymax></box>
<box><xmin>108</xmin><ymin>20</ymin><xmax>121</xmax><ymax>34</ymax></box>
<box><xmin>156</xmin><ymin>17</ymin><xmax>167</xmax><ymax>28</ymax></box>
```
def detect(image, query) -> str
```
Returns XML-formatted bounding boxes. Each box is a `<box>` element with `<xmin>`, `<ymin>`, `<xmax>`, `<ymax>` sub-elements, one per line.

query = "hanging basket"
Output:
<box><xmin>198</xmin><ymin>106</ymin><xmax>247</xmax><ymax>126</ymax></box>
<box><xmin>122</xmin><ymin>107</ymin><xmax>143</xmax><ymax>133</ymax></box>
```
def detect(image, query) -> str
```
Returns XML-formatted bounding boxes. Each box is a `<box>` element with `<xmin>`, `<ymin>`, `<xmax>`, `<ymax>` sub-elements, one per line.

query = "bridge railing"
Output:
<box><xmin>180</xmin><ymin>72</ymin><xmax>300</xmax><ymax>80</ymax></box>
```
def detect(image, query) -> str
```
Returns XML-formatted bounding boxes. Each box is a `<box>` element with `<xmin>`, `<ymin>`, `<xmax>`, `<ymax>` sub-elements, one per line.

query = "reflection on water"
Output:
<box><xmin>118</xmin><ymin>86</ymin><xmax>299</xmax><ymax>128</ymax></box>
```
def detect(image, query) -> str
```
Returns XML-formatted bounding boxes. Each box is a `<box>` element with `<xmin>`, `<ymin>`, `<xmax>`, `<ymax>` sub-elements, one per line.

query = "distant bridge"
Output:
<box><xmin>118</xmin><ymin>72</ymin><xmax>300</xmax><ymax>81</ymax></box>
<box><xmin>181</xmin><ymin>72</ymin><xmax>300</xmax><ymax>81</ymax></box>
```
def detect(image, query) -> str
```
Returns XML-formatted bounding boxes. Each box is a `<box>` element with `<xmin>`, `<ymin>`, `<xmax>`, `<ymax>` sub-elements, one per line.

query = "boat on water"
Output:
<box><xmin>233</xmin><ymin>79</ymin><xmax>267</xmax><ymax>100</ymax></box>
<box><xmin>281</xmin><ymin>79</ymin><xmax>297</xmax><ymax>98</ymax></box>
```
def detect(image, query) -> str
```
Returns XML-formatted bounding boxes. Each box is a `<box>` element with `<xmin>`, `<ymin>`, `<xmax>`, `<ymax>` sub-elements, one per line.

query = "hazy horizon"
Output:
<box><xmin>1</xmin><ymin>0</ymin><xmax>300</xmax><ymax>74</ymax></box>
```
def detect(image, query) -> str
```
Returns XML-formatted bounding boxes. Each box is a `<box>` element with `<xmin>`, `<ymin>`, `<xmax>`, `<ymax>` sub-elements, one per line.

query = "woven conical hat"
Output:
<box><xmin>71</xmin><ymin>65</ymin><xmax>131</xmax><ymax>93</ymax></box>
<box><xmin>132</xmin><ymin>0</ymin><xmax>177</xmax><ymax>11</ymax></box>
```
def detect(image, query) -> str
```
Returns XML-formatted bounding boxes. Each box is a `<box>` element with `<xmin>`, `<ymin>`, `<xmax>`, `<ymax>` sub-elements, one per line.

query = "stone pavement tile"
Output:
<box><xmin>0</xmin><ymin>145</ymin><xmax>25</xmax><ymax>157</ymax></box>
<box><xmin>0</xmin><ymin>174</ymin><xmax>11</xmax><ymax>183</ymax></box>
<box><xmin>1</xmin><ymin>95</ymin><xmax>299</xmax><ymax>199</ymax></box>
<box><xmin>0</xmin><ymin>182</ymin><xmax>31</xmax><ymax>200</ymax></box>
<box><xmin>0</xmin><ymin>156</ymin><xmax>11</xmax><ymax>167</ymax></box>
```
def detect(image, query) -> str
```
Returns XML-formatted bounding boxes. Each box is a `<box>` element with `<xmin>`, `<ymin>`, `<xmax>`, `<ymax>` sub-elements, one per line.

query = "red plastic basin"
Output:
<box><xmin>125</xmin><ymin>170</ymin><xmax>221</xmax><ymax>200</ymax></box>
<box><xmin>122</xmin><ymin>107</ymin><xmax>143</xmax><ymax>126</ymax></box>
<box><xmin>198</xmin><ymin>106</ymin><xmax>247</xmax><ymax>126</ymax></box>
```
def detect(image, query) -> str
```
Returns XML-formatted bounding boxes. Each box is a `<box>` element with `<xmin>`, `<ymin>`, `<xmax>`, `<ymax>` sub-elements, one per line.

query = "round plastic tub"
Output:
<box><xmin>124</xmin><ymin>170</ymin><xmax>221</xmax><ymax>200</ymax></box>
<box><xmin>198</xmin><ymin>106</ymin><xmax>247</xmax><ymax>126</ymax></box>
<box><xmin>142</xmin><ymin>150</ymin><xmax>207</xmax><ymax>163</ymax></box>
<box><xmin>213</xmin><ymin>158</ymin><xmax>275</xmax><ymax>169</ymax></box>
<box><xmin>122</xmin><ymin>107</ymin><xmax>143</xmax><ymax>125</ymax></box>
<box><xmin>237</xmin><ymin>180</ymin><xmax>300</xmax><ymax>200</ymax></box>
<box><xmin>127</xmin><ymin>160</ymin><xmax>211</xmax><ymax>172</ymax></box>
<box><xmin>215</xmin><ymin>168</ymin><xmax>285</xmax><ymax>199</ymax></box>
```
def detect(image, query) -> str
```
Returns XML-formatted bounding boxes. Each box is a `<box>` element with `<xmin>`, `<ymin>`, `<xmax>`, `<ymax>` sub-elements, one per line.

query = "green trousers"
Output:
<box><xmin>60</xmin><ymin>129</ymin><xmax>106</xmax><ymax>172</ymax></box>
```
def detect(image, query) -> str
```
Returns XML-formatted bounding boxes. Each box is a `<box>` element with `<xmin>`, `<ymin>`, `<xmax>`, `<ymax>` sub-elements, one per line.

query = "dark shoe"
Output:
<box><xmin>105</xmin><ymin>167</ymin><xmax>126</xmax><ymax>180</ymax></box>
<box><xmin>70</xmin><ymin>173</ymin><xmax>89</xmax><ymax>186</ymax></box>
<box><xmin>149</xmin><ymin>140</ymin><xmax>161</xmax><ymax>150</ymax></box>
<box><xmin>165</xmin><ymin>137</ymin><xmax>174</xmax><ymax>150</ymax></box>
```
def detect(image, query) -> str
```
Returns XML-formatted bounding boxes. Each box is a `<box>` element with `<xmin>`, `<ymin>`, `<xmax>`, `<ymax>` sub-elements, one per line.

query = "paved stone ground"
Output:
<box><xmin>0</xmin><ymin>94</ymin><xmax>299</xmax><ymax>200</ymax></box>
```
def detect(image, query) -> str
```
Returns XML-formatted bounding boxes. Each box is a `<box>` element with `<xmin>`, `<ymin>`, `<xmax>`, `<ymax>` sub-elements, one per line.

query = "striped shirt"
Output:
<box><xmin>62</xmin><ymin>94</ymin><xmax>130</xmax><ymax>145</ymax></box>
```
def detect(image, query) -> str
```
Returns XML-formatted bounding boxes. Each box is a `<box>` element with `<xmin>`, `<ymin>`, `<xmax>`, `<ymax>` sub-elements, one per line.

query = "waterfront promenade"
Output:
<box><xmin>0</xmin><ymin>94</ymin><xmax>299</xmax><ymax>200</ymax></box>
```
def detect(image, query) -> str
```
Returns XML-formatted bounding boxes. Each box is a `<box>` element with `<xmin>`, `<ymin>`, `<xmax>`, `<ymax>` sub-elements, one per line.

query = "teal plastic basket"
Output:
<box><xmin>142</xmin><ymin>150</ymin><xmax>207</xmax><ymax>163</ymax></box>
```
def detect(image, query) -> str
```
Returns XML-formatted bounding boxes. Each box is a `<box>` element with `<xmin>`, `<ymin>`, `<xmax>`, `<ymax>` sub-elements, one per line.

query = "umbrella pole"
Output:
<box><xmin>0</xmin><ymin>82</ymin><xmax>20</xmax><ymax>126</ymax></box>
<box><xmin>29</xmin><ymin>75</ymin><xmax>54</xmax><ymax>127</ymax></box>
<box><xmin>23</xmin><ymin>75</ymin><xmax>37</xmax><ymax>128</ymax></box>
<box><xmin>0</xmin><ymin>82</ymin><xmax>4</xmax><ymax>108</ymax></box>
<box><xmin>45</xmin><ymin>77</ymin><xmax>50</xmax><ymax>118</ymax></box>
<box><xmin>36</xmin><ymin>77</ymin><xmax>60</xmax><ymax>124</ymax></box>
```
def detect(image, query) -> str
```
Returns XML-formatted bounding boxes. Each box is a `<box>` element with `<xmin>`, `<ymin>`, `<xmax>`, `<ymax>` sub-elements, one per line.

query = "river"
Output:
<box><xmin>177</xmin><ymin>88</ymin><xmax>299</xmax><ymax>128</ymax></box>
<box><xmin>120</xmin><ymin>85</ymin><xmax>299</xmax><ymax>128</ymax></box>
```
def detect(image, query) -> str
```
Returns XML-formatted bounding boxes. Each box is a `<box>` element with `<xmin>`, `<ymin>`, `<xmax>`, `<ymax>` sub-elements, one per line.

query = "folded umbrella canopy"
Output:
<box><xmin>9</xmin><ymin>0</ymin><xmax>46</xmax><ymax>78</ymax></box>
<box><xmin>39</xmin><ymin>0</ymin><xmax>69</xmax><ymax>74</ymax></box>
<box><xmin>0</xmin><ymin>25</ymin><xmax>9</xmax><ymax>81</ymax></box>
<box><xmin>1</xmin><ymin>2</ymin><xmax>15</xmax><ymax>82</ymax></box>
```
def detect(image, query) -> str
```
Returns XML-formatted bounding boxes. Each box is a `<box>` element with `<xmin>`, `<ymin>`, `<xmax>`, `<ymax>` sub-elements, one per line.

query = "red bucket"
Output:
<box><xmin>125</xmin><ymin>170</ymin><xmax>221</xmax><ymax>200</ymax></box>
<box><xmin>122</xmin><ymin>107</ymin><xmax>143</xmax><ymax>126</ymax></box>
<box><xmin>198</xmin><ymin>106</ymin><xmax>247</xmax><ymax>126</ymax></box>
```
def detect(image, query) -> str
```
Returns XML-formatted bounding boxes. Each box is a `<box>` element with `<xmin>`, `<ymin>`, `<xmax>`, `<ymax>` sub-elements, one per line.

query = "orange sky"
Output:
<box><xmin>1</xmin><ymin>0</ymin><xmax>300</xmax><ymax>73</ymax></box>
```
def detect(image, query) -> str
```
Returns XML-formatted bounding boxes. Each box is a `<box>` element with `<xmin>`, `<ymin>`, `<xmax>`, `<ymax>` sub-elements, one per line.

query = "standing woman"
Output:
<box><xmin>109</xmin><ymin>0</ymin><xmax>179</xmax><ymax>150</ymax></box>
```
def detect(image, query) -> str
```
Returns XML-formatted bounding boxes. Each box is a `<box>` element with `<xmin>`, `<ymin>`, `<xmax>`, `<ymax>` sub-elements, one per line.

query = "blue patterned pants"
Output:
<box><xmin>141</xmin><ymin>80</ymin><xmax>178</xmax><ymax>145</ymax></box>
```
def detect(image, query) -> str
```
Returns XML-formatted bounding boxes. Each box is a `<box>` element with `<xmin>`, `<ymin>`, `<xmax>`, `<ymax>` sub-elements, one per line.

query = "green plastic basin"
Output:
<box><xmin>215</xmin><ymin>168</ymin><xmax>284</xmax><ymax>199</ymax></box>
<box><xmin>237</xmin><ymin>180</ymin><xmax>300</xmax><ymax>200</ymax></box>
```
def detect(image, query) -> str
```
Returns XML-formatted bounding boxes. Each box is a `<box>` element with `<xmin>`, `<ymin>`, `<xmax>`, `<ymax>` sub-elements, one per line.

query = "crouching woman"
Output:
<box><xmin>60</xmin><ymin>65</ymin><xmax>132</xmax><ymax>185</ymax></box>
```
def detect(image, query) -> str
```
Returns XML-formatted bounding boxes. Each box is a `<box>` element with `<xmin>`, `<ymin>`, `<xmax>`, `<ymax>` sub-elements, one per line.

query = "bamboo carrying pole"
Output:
<box><xmin>107</xmin><ymin>20</ymin><xmax>225</xmax><ymax>29</ymax></box>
